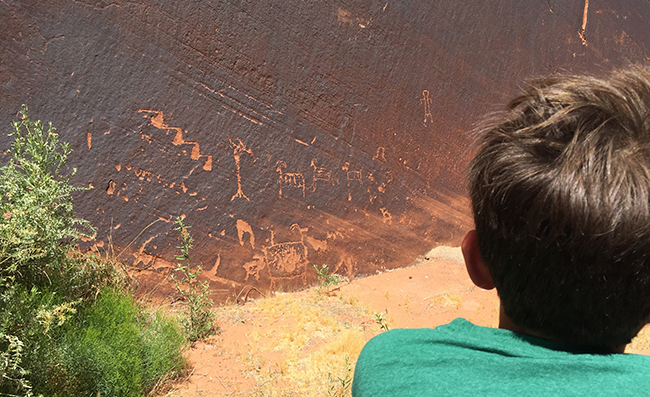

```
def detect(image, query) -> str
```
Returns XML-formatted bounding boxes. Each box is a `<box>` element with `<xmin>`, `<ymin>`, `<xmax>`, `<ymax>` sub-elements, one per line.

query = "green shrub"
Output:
<box><xmin>0</xmin><ymin>107</ymin><xmax>186</xmax><ymax>396</ymax></box>
<box><xmin>314</xmin><ymin>264</ymin><xmax>343</xmax><ymax>295</ymax></box>
<box><xmin>0</xmin><ymin>105</ymin><xmax>94</xmax><ymax>291</ymax></box>
<box><xmin>33</xmin><ymin>288</ymin><xmax>185</xmax><ymax>397</ymax></box>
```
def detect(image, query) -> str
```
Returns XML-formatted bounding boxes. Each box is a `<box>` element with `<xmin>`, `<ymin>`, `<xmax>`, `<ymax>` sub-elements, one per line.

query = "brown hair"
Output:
<box><xmin>469</xmin><ymin>66</ymin><xmax>650</xmax><ymax>349</ymax></box>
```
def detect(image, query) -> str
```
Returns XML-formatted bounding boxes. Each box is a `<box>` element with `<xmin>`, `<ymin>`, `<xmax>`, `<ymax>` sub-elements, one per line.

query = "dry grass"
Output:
<box><xmin>207</xmin><ymin>291</ymin><xmax>372</xmax><ymax>396</ymax></box>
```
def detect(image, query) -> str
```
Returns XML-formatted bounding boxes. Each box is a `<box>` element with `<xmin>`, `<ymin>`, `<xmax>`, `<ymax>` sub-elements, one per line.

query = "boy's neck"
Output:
<box><xmin>497</xmin><ymin>305</ymin><xmax>626</xmax><ymax>354</ymax></box>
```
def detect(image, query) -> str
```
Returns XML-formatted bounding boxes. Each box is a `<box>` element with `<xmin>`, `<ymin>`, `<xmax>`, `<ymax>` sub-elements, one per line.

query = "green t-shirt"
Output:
<box><xmin>352</xmin><ymin>318</ymin><xmax>650</xmax><ymax>396</ymax></box>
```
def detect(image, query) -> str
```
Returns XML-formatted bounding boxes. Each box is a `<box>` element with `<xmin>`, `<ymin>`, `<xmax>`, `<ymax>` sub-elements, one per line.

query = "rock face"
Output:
<box><xmin>1</xmin><ymin>0</ymin><xmax>649</xmax><ymax>300</ymax></box>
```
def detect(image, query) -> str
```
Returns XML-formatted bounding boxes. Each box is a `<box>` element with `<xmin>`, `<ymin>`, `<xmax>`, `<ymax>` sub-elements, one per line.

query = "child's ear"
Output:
<box><xmin>461</xmin><ymin>230</ymin><xmax>495</xmax><ymax>290</ymax></box>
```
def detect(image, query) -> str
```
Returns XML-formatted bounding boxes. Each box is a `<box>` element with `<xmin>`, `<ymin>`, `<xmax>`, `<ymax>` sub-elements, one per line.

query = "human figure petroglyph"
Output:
<box><xmin>230</xmin><ymin>137</ymin><xmax>254</xmax><ymax>201</ymax></box>
<box><xmin>342</xmin><ymin>162</ymin><xmax>362</xmax><ymax>186</ymax></box>
<box><xmin>420</xmin><ymin>90</ymin><xmax>433</xmax><ymax>123</ymax></box>
<box><xmin>276</xmin><ymin>161</ymin><xmax>306</xmax><ymax>198</ymax></box>
<box><xmin>310</xmin><ymin>158</ymin><xmax>333</xmax><ymax>192</ymax></box>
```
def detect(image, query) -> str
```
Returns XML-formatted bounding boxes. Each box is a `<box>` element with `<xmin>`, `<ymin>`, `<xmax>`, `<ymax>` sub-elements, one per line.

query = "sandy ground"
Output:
<box><xmin>156</xmin><ymin>246</ymin><xmax>650</xmax><ymax>396</ymax></box>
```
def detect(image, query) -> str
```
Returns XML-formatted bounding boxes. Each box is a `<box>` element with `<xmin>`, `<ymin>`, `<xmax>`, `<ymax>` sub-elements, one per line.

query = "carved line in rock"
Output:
<box><xmin>421</xmin><ymin>90</ymin><xmax>433</xmax><ymax>124</ymax></box>
<box><xmin>579</xmin><ymin>0</ymin><xmax>589</xmax><ymax>46</ymax></box>
<box><xmin>138</xmin><ymin>110</ymin><xmax>213</xmax><ymax>171</ymax></box>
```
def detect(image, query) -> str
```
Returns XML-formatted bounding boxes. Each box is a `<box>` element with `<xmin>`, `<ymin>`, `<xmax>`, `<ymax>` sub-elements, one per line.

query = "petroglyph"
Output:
<box><xmin>380</xmin><ymin>207</ymin><xmax>392</xmax><ymax>225</ymax></box>
<box><xmin>373</xmin><ymin>147</ymin><xmax>387</xmax><ymax>163</ymax></box>
<box><xmin>203</xmin><ymin>254</ymin><xmax>222</xmax><ymax>282</ymax></box>
<box><xmin>420</xmin><ymin>90</ymin><xmax>433</xmax><ymax>123</ymax></box>
<box><xmin>243</xmin><ymin>254</ymin><xmax>264</xmax><ymax>282</ymax></box>
<box><xmin>326</xmin><ymin>230</ymin><xmax>344</xmax><ymax>240</ymax></box>
<box><xmin>105</xmin><ymin>179</ymin><xmax>129</xmax><ymax>201</ymax></box>
<box><xmin>332</xmin><ymin>255</ymin><xmax>355</xmax><ymax>280</ymax></box>
<box><xmin>304</xmin><ymin>235</ymin><xmax>327</xmax><ymax>252</ymax></box>
<box><xmin>111</xmin><ymin>161</ymin><xmax>187</xmax><ymax>199</ymax></box>
<box><xmin>138</xmin><ymin>110</ymin><xmax>213</xmax><ymax>171</ymax></box>
<box><xmin>213</xmin><ymin>254</ymin><xmax>221</xmax><ymax>274</ymax></box>
<box><xmin>263</xmin><ymin>224</ymin><xmax>309</xmax><ymax>288</ymax></box>
<box><xmin>342</xmin><ymin>162</ymin><xmax>362</xmax><ymax>186</ymax></box>
<box><xmin>236</xmin><ymin>219</ymin><xmax>255</xmax><ymax>249</ymax></box>
<box><xmin>579</xmin><ymin>0</ymin><xmax>589</xmax><ymax>46</ymax></box>
<box><xmin>377</xmin><ymin>170</ymin><xmax>393</xmax><ymax>194</ymax></box>
<box><xmin>106</xmin><ymin>180</ymin><xmax>116</xmax><ymax>195</ymax></box>
<box><xmin>337</xmin><ymin>7</ymin><xmax>369</xmax><ymax>28</ymax></box>
<box><xmin>135</xmin><ymin>234</ymin><xmax>159</xmax><ymax>264</ymax></box>
<box><xmin>310</xmin><ymin>158</ymin><xmax>334</xmax><ymax>191</ymax></box>
<box><xmin>229</xmin><ymin>137</ymin><xmax>254</xmax><ymax>201</ymax></box>
<box><xmin>125</xmin><ymin>164</ymin><xmax>156</xmax><ymax>182</ymax></box>
<box><xmin>276</xmin><ymin>161</ymin><xmax>306</xmax><ymax>198</ymax></box>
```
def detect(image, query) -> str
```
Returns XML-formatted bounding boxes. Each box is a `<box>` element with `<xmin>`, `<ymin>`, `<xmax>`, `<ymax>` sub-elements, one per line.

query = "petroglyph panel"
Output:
<box><xmin>2</xmin><ymin>0</ymin><xmax>650</xmax><ymax>301</ymax></box>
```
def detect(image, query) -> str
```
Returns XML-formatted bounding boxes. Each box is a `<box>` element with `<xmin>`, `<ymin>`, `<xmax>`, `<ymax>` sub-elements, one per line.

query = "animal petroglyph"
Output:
<box><xmin>241</xmin><ymin>224</ymin><xmax>312</xmax><ymax>286</ymax></box>
<box><xmin>304</xmin><ymin>235</ymin><xmax>327</xmax><ymax>252</ymax></box>
<box><xmin>420</xmin><ymin>90</ymin><xmax>433</xmax><ymax>123</ymax></box>
<box><xmin>276</xmin><ymin>161</ymin><xmax>306</xmax><ymax>198</ymax></box>
<box><xmin>332</xmin><ymin>255</ymin><xmax>355</xmax><ymax>280</ymax></box>
<box><xmin>263</xmin><ymin>224</ymin><xmax>309</xmax><ymax>288</ymax></box>
<box><xmin>236</xmin><ymin>219</ymin><xmax>255</xmax><ymax>249</ymax></box>
<box><xmin>229</xmin><ymin>137</ymin><xmax>254</xmax><ymax>201</ymax></box>
<box><xmin>138</xmin><ymin>110</ymin><xmax>213</xmax><ymax>171</ymax></box>
<box><xmin>342</xmin><ymin>162</ymin><xmax>362</xmax><ymax>186</ymax></box>
<box><xmin>310</xmin><ymin>158</ymin><xmax>334</xmax><ymax>191</ymax></box>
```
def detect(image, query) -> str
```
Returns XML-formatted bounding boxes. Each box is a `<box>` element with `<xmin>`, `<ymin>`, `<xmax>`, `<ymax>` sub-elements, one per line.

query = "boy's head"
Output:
<box><xmin>467</xmin><ymin>66</ymin><xmax>650</xmax><ymax>350</ymax></box>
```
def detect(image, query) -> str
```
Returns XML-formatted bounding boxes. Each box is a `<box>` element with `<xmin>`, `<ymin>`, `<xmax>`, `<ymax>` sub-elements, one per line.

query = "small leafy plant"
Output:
<box><xmin>0</xmin><ymin>331</ymin><xmax>34</xmax><ymax>397</ymax></box>
<box><xmin>314</xmin><ymin>264</ymin><xmax>342</xmax><ymax>295</ymax></box>
<box><xmin>170</xmin><ymin>217</ymin><xmax>216</xmax><ymax>342</ymax></box>
<box><xmin>374</xmin><ymin>312</ymin><xmax>389</xmax><ymax>332</ymax></box>
<box><xmin>327</xmin><ymin>356</ymin><xmax>353</xmax><ymax>397</ymax></box>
